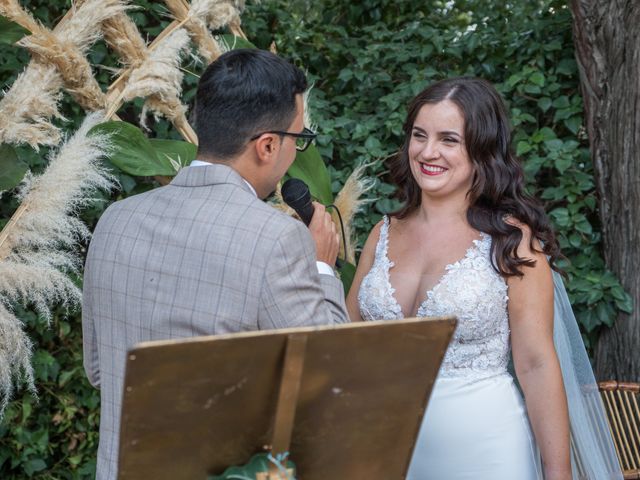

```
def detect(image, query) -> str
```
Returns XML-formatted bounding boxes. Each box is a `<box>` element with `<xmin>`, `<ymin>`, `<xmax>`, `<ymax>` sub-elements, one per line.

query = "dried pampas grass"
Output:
<box><xmin>56</xmin><ymin>0</ymin><xmax>127</xmax><ymax>53</ymax></box>
<box><xmin>0</xmin><ymin>303</ymin><xmax>34</xmax><ymax>414</ymax></box>
<box><xmin>16</xmin><ymin>0</ymin><xmax>128</xmax><ymax>112</ymax></box>
<box><xmin>191</xmin><ymin>0</ymin><xmax>243</xmax><ymax>30</ymax></box>
<box><xmin>0</xmin><ymin>0</ymin><xmax>128</xmax><ymax>148</ymax></box>
<box><xmin>0</xmin><ymin>113</ymin><xmax>115</xmax><ymax>259</ymax></box>
<box><xmin>118</xmin><ymin>28</ymin><xmax>192</xmax><ymax>134</ymax></box>
<box><xmin>101</xmin><ymin>10</ymin><xmax>148</xmax><ymax>69</ymax></box>
<box><xmin>0</xmin><ymin>0</ymin><xmax>65</xmax><ymax>148</ymax></box>
<box><xmin>163</xmin><ymin>0</ymin><xmax>223</xmax><ymax>64</ymax></box>
<box><xmin>0</xmin><ymin>112</ymin><xmax>116</xmax><ymax>411</ymax></box>
<box><xmin>303</xmin><ymin>87</ymin><xmax>317</xmax><ymax>137</ymax></box>
<box><xmin>0</xmin><ymin>63</ymin><xmax>65</xmax><ymax>149</ymax></box>
<box><xmin>0</xmin><ymin>0</ymin><xmax>43</xmax><ymax>34</ymax></box>
<box><xmin>332</xmin><ymin>164</ymin><xmax>375</xmax><ymax>263</ymax></box>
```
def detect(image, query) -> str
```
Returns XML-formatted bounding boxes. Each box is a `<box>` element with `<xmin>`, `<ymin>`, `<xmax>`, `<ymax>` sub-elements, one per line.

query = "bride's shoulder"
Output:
<box><xmin>365</xmin><ymin>217</ymin><xmax>387</xmax><ymax>246</ymax></box>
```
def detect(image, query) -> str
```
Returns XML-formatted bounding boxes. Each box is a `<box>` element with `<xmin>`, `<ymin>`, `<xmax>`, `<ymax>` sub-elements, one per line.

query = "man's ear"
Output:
<box><xmin>254</xmin><ymin>133</ymin><xmax>279</xmax><ymax>164</ymax></box>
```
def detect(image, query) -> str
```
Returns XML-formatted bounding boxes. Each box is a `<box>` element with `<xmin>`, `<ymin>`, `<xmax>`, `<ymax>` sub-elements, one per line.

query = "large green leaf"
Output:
<box><xmin>219</xmin><ymin>34</ymin><xmax>257</xmax><ymax>50</ymax></box>
<box><xmin>150</xmin><ymin>139</ymin><xmax>197</xmax><ymax>170</ymax></box>
<box><xmin>0</xmin><ymin>16</ymin><xmax>29</xmax><ymax>46</ymax></box>
<box><xmin>287</xmin><ymin>145</ymin><xmax>333</xmax><ymax>205</ymax></box>
<box><xmin>89</xmin><ymin>122</ymin><xmax>176</xmax><ymax>176</ymax></box>
<box><xmin>0</xmin><ymin>144</ymin><xmax>28</xmax><ymax>191</ymax></box>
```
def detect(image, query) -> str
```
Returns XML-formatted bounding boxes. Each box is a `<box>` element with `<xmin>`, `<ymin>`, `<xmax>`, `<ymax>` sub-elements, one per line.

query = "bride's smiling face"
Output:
<box><xmin>408</xmin><ymin>100</ymin><xmax>474</xmax><ymax>200</ymax></box>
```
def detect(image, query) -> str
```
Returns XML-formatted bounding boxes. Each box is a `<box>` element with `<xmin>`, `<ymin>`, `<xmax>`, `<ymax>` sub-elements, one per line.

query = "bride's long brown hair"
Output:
<box><xmin>388</xmin><ymin>77</ymin><xmax>561</xmax><ymax>277</ymax></box>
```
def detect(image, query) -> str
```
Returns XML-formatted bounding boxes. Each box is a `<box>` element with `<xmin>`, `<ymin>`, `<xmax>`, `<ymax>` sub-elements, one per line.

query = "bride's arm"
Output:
<box><xmin>508</xmin><ymin>227</ymin><xmax>571</xmax><ymax>480</ymax></box>
<box><xmin>345</xmin><ymin>221</ymin><xmax>382</xmax><ymax>322</ymax></box>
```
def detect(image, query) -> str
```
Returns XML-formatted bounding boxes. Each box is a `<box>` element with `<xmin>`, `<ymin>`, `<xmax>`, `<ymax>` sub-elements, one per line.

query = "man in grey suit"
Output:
<box><xmin>82</xmin><ymin>49</ymin><xmax>349</xmax><ymax>480</ymax></box>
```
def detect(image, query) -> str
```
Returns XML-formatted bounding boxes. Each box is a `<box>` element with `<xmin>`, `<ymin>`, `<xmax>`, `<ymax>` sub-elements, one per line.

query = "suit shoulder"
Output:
<box><xmin>101</xmin><ymin>186</ymin><xmax>165</xmax><ymax>214</ymax></box>
<box><xmin>252</xmin><ymin>199</ymin><xmax>308</xmax><ymax>234</ymax></box>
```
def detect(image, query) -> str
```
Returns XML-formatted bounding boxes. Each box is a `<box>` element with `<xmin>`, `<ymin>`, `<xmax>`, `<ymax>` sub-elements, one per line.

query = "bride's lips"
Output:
<box><xmin>419</xmin><ymin>162</ymin><xmax>448</xmax><ymax>176</ymax></box>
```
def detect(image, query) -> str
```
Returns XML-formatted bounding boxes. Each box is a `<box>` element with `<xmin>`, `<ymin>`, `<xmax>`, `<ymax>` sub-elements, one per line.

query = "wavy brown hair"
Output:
<box><xmin>388</xmin><ymin>77</ymin><xmax>561</xmax><ymax>277</ymax></box>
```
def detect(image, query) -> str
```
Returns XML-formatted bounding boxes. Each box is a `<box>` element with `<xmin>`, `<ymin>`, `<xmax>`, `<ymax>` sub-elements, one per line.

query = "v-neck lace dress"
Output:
<box><xmin>358</xmin><ymin>216</ymin><xmax>542</xmax><ymax>479</ymax></box>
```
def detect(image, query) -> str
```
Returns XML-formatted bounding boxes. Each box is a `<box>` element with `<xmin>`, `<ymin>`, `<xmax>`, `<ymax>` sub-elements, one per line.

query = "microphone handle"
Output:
<box><xmin>296</xmin><ymin>201</ymin><xmax>314</xmax><ymax>227</ymax></box>
<box><xmin>292</xmin><ymin>202</ymin><xmax>343</xmax><ymax>268</ymax></box>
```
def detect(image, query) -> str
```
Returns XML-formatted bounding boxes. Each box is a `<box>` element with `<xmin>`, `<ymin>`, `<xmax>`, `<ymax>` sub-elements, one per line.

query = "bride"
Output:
<box><xmin>346</xmin><ymin>77</ymin><xmax>621</xmax><ymax>479</ymax></box>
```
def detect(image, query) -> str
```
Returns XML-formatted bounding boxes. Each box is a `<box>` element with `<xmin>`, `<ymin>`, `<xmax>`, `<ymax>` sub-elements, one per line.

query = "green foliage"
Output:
<box><xmin>286</xmin><ymin>145</ymin><xmax>334</xmax><ymax>205</ymax></box>
<box><xmin>0</xmin><ymin>144</ymin><xmax>28</xmax><ymax>191</ymax></box>
<box><xmin>89</xmin><ymin>121</ymin><xmax>193</xmax><ymax>176</ymax></box>
<box><xmin>0</xmin><ymin>0</ymin><xmax>632</xmax><ymax>478</ymax></box>
<box><xmin>337</xmin><ymin>261</ymin><xmax>356</xmax><ymax>296</ymax></box>
<box><xmin>0</xmin><ymin>307</ymin><xmax>100</xmax><ymax>479</ymax></box>
<box><xmin>219</xmin><ymin>34</ymin><xmax>258</xmax><ymax>50</ymax></box>
<box><xmin>0</xmin><ymin>16</ymin><xmax>29</xmax><ymax>46</ymax></box>
<box><xmin>150</xmin><ymin>138</ymin><xmax>197</xmax><ymax>171</ymax></box>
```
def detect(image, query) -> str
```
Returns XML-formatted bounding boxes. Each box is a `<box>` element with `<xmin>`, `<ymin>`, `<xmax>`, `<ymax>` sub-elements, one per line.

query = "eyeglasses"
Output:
<box><xmin>250</xmin><ymin>127</ymin><xmax>317</xmax><ymax>152</ymax></box>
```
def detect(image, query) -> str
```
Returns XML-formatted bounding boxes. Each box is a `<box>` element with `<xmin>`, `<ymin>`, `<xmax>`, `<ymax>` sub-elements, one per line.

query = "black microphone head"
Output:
<box><xmin>281</xmin><ymin>178</ymin><xmax>310</xmax><ymax>206</ymax></box>
<box><xmin>281</xmin><ymin>178</ymin><xmax>314</xmax><ymax>226</ymax></box>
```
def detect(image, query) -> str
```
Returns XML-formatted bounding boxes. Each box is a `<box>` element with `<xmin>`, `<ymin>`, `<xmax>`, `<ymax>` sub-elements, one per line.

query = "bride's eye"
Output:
<box><xmin>412</xmin><ymin>130</ymin><xmax>427</xmax><ymax>140</ymax></box>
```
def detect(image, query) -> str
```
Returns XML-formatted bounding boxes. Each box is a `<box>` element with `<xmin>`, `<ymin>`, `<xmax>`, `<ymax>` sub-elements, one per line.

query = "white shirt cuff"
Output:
<box><xmin>316</xmin><ymin>261</ymin><xmax>335</xmax><ymax>277</ymax></box>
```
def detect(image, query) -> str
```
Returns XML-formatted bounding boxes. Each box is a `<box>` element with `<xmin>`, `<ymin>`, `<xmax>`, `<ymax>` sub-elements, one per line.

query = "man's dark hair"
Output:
<box><xmin>194</xmin><ymin>49</ymin><xmax>307</xmax><ymax>159</ymax></box>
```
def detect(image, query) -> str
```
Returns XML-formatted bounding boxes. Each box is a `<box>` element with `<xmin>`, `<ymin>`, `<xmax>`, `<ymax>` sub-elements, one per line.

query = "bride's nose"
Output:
<box><xmin>420</xmin><ymin>139</ymin><xmax>440</xmax><ymax>160</ymax></box>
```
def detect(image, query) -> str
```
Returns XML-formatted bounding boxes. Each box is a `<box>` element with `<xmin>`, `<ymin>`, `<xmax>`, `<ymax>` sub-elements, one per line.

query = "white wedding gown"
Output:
<box><xmin>358</xmin><ymin>216</ymin><xmax>542</xmax><ymax>479</ymax></box>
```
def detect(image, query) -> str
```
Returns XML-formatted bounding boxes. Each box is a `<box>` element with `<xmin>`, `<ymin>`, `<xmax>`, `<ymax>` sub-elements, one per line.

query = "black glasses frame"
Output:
<box><xmin>250</xmin><ymin>127</ymin><xmax>317</xmax><ymax>152</ymax></box>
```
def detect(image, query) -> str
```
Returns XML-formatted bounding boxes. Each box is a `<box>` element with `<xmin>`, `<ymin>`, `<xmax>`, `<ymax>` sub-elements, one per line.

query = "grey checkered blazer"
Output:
<box><xmin>82</xmin><ymin>163</ymin><xmax>348</xmax><ymax>480</ymax></box>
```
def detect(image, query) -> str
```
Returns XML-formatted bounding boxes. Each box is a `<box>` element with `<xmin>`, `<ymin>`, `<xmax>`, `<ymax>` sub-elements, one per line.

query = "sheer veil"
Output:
<box><xmin>552</xmin><ymin>271</ymin><xmax>622</xmax><ymax>479</ymax></box>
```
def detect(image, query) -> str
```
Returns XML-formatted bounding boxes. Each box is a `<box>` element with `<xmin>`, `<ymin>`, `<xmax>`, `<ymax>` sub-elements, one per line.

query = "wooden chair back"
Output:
<box><xmin>599</xmin><ymin>381</ymin><xmax>640</xmax><ymax>479</ymax></box>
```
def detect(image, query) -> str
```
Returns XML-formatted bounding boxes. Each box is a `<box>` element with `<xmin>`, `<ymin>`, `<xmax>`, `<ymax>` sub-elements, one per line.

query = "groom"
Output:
<box><xmin>82</xmin><ymin>49</ymin><xmax>349</xmax><ymax>480</ymax></box>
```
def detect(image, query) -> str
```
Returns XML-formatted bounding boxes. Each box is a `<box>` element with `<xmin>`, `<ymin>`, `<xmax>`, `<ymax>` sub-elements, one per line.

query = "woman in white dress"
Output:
<box><xmin>347</xmin><ymin>78</ymin><xmax>620</xmax><ymax>479</ymax></box>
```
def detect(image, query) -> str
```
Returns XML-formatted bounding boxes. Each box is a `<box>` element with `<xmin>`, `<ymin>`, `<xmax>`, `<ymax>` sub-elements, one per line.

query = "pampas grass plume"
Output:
<box><xmin>0</xmin><ymin>112</ymin><xmax>116</xmax><ymax>412</ymax></box>
<box><xmin>120</xmin><ymin>28</ymin><xmax>191</xmax><ymax>127</ymax></box>
<box><xmin>333</xmin><ymin>164</ymin><xmax>375</xmax><ymax>263</ymax></box>
<box><xmin>15</xmin><ymin>0</ymin><xmax>128</xmax><ymax>112</ymax></box>
<box><xmin>191</xmin><ymin>0</ymin><xmax>243</xmax><ymax>31</ymax></box>
<box><xmin>0</xmin><ymin>304</ymin><xmax>34</xmax><ymax>414</ymax></box>
<box><xmin>0</xmin><ymin>63</ymin><xmax>65</xmax><ymax>149</ymax></box>
<box><xmin>163</xmin><ymin>0</ymin><xmax>223</xmax><ymax>63</ymax></box>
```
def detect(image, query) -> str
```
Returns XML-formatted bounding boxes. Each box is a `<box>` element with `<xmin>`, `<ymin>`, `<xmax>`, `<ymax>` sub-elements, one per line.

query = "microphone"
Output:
<box><xmin>281</xmin><ymin>178</ymin><xmax>314</xmax><ymax>226</ymax></box>
<box><xmin>281</xmin><ymin>178</ymin><xmax>345</xmax><ymax>269</ymax></box>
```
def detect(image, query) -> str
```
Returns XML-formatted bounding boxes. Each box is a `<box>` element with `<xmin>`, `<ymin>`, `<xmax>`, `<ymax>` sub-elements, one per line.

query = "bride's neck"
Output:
<box><xmin>417</xmin><ymin>194</ymin><xmax>469</xmax><ymax>226</ymax></box>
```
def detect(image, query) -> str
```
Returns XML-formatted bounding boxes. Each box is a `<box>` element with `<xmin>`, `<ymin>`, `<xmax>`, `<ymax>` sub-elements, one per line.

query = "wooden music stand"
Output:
<box><xmin>117</xmin><ymin>316</ymin><xmax>456</xmax><ymax>479</ymax></box>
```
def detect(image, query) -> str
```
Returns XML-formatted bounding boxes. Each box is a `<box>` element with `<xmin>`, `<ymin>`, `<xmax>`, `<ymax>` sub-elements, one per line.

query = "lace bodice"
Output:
<box><xmin>358</xmin><ymin>216</ymin><xmax>511</xmax><ymax>382</ymax></box>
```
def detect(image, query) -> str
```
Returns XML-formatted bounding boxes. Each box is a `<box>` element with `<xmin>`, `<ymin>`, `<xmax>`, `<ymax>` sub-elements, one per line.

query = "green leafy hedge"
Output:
<box><xmin>0</xmin><ymin>0</ymin><xmax>631</xmax><ymax>478</ymax></box>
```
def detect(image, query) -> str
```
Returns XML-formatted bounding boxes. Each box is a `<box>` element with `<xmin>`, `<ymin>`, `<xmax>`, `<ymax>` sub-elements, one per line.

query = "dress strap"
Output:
<box><xmin>374</xmin><ymin>215</ymin><xmax>391</xmax><ymax>260</ymax></box>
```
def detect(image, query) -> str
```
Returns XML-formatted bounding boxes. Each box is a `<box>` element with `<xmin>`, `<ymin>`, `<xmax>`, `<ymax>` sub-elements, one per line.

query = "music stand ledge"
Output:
<box><xmin>117</xmin><ymin>316</ymin><xmax>456</xmax><ymax>480</ymax></box>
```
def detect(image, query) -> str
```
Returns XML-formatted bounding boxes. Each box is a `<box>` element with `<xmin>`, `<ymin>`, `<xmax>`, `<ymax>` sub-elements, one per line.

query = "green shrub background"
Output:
<box><xmin>0</xmin><ymin>0</ymin><xmax>632</xmax><ymax>477</ymax></box>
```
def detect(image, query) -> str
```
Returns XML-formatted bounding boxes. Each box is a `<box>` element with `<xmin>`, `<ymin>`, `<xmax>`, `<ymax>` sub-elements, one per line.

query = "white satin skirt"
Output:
<box><xmin>407</xmin><ymin>373</ymin><xmax>542</xmax><ymax>480</ymax></box>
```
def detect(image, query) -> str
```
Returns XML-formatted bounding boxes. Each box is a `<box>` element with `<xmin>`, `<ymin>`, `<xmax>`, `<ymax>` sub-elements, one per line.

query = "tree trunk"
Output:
<box><xmin>569</xmin><ymin>0</ymin><xmax>640</xmax><ymax>381</ymax></box>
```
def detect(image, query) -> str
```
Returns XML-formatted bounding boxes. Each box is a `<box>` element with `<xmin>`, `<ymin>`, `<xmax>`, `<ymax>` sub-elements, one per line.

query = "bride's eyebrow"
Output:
<box><xmin>411</xmin><ymin>126</ymin><xmax>462</xmax><ymax>138</ymax></box>
<box><xmin>439</xmin><ymin>130</ymin><xmax>462</xmax><ymax>138</ymax></box>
